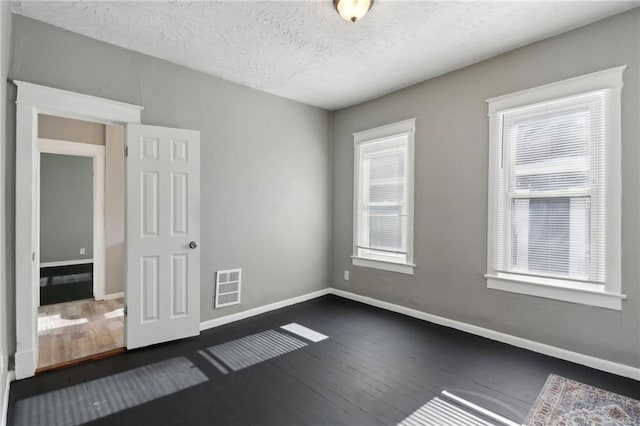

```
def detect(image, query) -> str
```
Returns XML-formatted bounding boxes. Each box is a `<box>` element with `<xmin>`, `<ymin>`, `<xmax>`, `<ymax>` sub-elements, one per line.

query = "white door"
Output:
<box><xmin>126</xmin><ymin>124</ymin><xmax>200</xmax><ymax>349</ymax></box>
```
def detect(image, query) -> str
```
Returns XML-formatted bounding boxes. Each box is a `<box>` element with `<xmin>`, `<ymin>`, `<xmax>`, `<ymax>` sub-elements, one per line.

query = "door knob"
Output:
<box><xmin>189</xmin><ymin>241</ymin><xmax>198</xmax><ymax>249</ymax></box>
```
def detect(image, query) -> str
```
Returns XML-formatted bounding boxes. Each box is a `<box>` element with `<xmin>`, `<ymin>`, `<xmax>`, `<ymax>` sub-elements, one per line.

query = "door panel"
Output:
<box><xmin>126</xmin><ymin>124</ymin><xmax>200</xmax><ymax>349</ymax></box>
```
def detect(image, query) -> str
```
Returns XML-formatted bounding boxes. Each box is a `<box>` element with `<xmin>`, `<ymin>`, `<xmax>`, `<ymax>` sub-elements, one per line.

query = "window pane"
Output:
<box><xmin>369</xmin><ymin>183</ymin><xmax>404</xmax><ymax>203</ymax></box>
<box><xmin>494</xmin><ymin>90</ymin><xmax>608</xmax><ymax>284</ymax></box>
<box><xmin>354</xmin><ymin>125</ymin><xmax>414</xmax><ymax>267</ymax></box>
<box><xmin>515</xmin><ymin>171</ymin><xmax>588</xmax><ymax>191</ymax></box>
<box><xmin>511</xmin><ymin>197</ymin><xmax>590</xmax><ymax>277</ymax></box>
<box><xmin>369</xmin><ymin>151</ymin><xmax>405</xmax><ymax>181</ymax></box>
<box><xmin>368</xmin><ymin>206</ymin><xmax>405</xmax><ymax>252</ymax></box>
<box><xmin>514</xmin><ymin>110</ymin><xmax>588</xmax><ymax>166</ymax></box>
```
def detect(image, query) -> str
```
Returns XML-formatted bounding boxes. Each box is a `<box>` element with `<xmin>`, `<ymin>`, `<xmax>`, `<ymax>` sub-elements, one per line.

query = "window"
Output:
<box><xmin>485</xmin><ymin>67</ymin><xmax>626</xmax><ymax>310</ymax></box>
<box><xmin>352</xmin><ymin>118</ymin><xmax>415</xmax><ymax>274</ymax></box>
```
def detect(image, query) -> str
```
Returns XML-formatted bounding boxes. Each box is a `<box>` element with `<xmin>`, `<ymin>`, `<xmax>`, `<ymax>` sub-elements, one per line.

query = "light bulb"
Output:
<box><xmin>334</xmin><ymin>0</ymin><xmax>374</xmax><ymax>23</ymax></box>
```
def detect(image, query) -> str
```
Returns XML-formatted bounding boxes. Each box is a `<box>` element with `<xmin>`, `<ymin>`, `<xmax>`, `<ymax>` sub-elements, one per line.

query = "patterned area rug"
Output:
<box><xmin>525</xmin><ymin>374</ymin><xmax>640</xmax><ymax>425</ymax></box>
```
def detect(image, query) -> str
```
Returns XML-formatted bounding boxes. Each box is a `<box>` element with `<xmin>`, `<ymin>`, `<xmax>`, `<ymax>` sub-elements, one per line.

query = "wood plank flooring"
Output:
<box><xmin>37</xmin><ymin>297</ymin><xmax>124</xmax><ymax>369</ymax></box>
<box><xmin>9</xmin><ymin>295</ymin><xmax>640</xmax><ymax>425</ymax></box>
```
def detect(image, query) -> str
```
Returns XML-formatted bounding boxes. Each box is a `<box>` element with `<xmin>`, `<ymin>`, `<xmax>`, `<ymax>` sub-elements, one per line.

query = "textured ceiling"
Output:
<box><xmin>12</xmin><ymin>1</ymin><xmax>640</xmax><ymax>110</ymax></box>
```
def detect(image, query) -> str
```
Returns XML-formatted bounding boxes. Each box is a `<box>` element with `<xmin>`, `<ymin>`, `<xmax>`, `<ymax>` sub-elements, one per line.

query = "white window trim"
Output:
<box><xmin>352</xmin><ymin>118</ymin><xmax>416</xmax><ymax>275</ymax></box>
<box><xmin>485</xmin><ymin>66</ymin><xmax>626</xmax><ymax>310</ymax></box>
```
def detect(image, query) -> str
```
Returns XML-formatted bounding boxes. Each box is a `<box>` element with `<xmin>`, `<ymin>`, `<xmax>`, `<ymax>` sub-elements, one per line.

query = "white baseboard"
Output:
<box><xmin>14</xmin><ymin>349</ymin><xmax>35</xmax><ymax>380</ymax></box>
<box><xmin>1</xmin><ymin>370</ymin><xmax>14</xmax><ymax>426</ymax></box>
<box><xmin>197</xmin><ymin>285</ymin><xmax>639</xmax><ymax>380</ymax></box>
<box><xmin>102</xmin><ymin>292</ymin><xmax>124</xmax><ymax>300</ymax></box>
<box><xmin>40</xmin><ymin>259</ymin><xmax>93</xmax><ymax>268</ymax></box>
<box><xmin>11</xmin><ymin>284</ymin><xmax>636</xmax><ymax>386</ymax></box>
<box><xmin>200</xmin><ymin>288</ymin><xmax>331</xmax><ymax>332</ymax></box>
<box><xmin>329</xmin><ymin>288</ymin><xmax>640</xmax><ymax>381</ymax></box>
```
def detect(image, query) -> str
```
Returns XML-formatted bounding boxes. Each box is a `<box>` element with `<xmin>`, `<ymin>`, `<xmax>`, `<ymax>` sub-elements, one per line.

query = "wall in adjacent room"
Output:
<box><xmin>39</xmin><ymin>153</ymin><xmax>93</xmax><ymax>263</ymax></box>
<box><xmin>38</xmin><ymin>115</ymin><xmax>125</xmax><ymax>295</ymax></box>
<box><xmin>39</xmin><ymin>114</ymin><xmax>105</xmax><ymax>145</ymax></box>
<box><xmin>8</xmin><ymin>16</ymin><xmax>332</xmax><ymax>340</ymax></box>
<box><xmin>331</xmin><ymin>9</ymin><xmax>640</xmax><ymax>368</ymax></box>
<box><xmin>105</xmin><ymin>125</ymin><xmax>125</xmax><ymax>296</ymax></box>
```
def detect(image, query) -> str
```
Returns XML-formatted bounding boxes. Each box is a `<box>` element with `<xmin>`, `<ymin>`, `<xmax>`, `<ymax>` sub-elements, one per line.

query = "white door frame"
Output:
<box><xmin>14</xmin><ymin>81</ymin><xmax>143</xmax><ymax>379</ymax></box>
<box><xmin>37</xmin><ymin>138</ymin><xmax>106</xmax><ymax>301</ymax></box>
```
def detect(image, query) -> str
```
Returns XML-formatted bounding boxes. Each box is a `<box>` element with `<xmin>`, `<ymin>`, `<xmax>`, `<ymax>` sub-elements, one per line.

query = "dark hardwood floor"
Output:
<box><xmin>7</xmin><ymin>295</ymin><xmax>640</xmax><ymax>425</ymax></box>
<box><xmin>40</xmin><ymin>263</ymin><xmax>94</xmax><ymax>306</ymax></box>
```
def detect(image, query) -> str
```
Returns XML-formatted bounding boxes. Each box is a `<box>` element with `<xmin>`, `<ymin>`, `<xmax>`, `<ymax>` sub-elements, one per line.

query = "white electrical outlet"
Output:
<box><xmin>80</xmin><ymin>247</ymin><xmax>86</xmax><ymax>255</ymax></box>
<box><xmin>344</xmin><ymin>270</ymin><xmax>350</xmax><ymax>280</ymax></box>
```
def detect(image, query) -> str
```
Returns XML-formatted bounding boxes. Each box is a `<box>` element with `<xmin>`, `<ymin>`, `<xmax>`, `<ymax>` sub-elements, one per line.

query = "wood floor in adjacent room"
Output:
<box><xmin>9</xmin><ymin>295</ymin><xmax>640</xmax><ymax>425</ymax></box>
<box><xmin>37</xmin><ymin>297</ymin><xmax>125</xmax><ymax>370</ymax></box>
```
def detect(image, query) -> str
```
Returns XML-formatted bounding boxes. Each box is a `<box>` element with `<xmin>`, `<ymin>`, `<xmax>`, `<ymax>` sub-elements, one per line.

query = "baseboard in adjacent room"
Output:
<box><xmin>40</xmin><ymin>259</ymin><xmax>93</xmax><ymax>268</ymax></box>
<box><xmin>199</xmin><ymin>288</ymin><xmax>331</xmax><ymax>332</ymax></box>
<box><xmin>328</xmin><ymin>287</ymin><xmax>640</xmax><ymax>381</ymax></box>
<box><xmin>102</xmin><ymin>292</ymin><xmax>124</xmax><ymax>301</ymax></box>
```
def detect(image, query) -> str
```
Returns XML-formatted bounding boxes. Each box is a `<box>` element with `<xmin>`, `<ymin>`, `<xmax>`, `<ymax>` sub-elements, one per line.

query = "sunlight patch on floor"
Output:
<box><xmin>14</xmin><ymin>357</ymin><xmax>207</xmax><ymax>426</ymax></box>
<box><xmin>198</xmin><ymin>324</ymin><xmax>329</xmax><ymax>374</ymax></box>
<box><xmin>205</xmin><ymin>329</ymin><xmax>307</xmax><ymax>372</ymax></box>
<box><xmin>37</xmin><ymin>314</ymin><xmax>88</xmax><ymax>332</ymax></box>
<box><xmin>281</xmin><ymin>322</ymin><xmax>328</xmax><ymax>342</ymax></box>
<box><xmin>103</xmin><ymin>307</ymin><xmax>124</xmax><ymax>319</ymax></box>
<box><xmin>398</xmin><ymin>391</ymin><xmax>521</xmax><ymax>426</ymax></box>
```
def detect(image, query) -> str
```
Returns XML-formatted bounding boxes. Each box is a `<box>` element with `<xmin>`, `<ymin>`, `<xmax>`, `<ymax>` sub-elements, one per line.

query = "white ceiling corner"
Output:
<box><xmin>11</xmin><ymin>1</ymin><xmax>640</xmax><ymax>110</ymax></box>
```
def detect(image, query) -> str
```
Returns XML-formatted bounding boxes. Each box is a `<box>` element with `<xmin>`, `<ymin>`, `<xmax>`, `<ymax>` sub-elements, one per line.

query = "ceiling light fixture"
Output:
<box><xmin>334</xmin><ymin>0</ymin><xmax>374</xmax><ymax>23</ymax></box>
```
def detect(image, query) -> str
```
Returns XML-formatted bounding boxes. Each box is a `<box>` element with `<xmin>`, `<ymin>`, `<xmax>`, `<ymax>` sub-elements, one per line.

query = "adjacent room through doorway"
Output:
<box><xmin>36</xmin><ymin>115</ymin><xmax>126</xmax><ymax>371</ymax></box>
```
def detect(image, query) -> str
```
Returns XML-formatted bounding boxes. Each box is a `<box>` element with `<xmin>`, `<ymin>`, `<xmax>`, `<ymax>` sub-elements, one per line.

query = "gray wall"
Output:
<box><xmin>332</xmin><ymin>9</ymin><xmax>640</xmax><ymax>368</ymax></box>
<box><xmin>8</xmin><ymin>16</ymin><xmax>331</xmax><ymax>335</ymax></box>
<box><xmin>39</xmin><ymin>153</ymin><xmax>93</xmax><ymax>263</ymax></box>
<box><xmin>6</xmin><ymin>8</ymin><xmax>638</xmax><ymax>373</ymax></box>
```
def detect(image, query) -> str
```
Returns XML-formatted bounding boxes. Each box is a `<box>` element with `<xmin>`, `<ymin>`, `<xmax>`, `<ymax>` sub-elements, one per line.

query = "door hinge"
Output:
<box><xmin>32</xmin><ymin>252</ymin><xmax>35</xmax><ymax>261</ymax></box>
<box><xmin>125</xmin><ymin>146</ymin><xmax>129</xmax><ymax>157</ymax></box>
<box><xmin>124</xmin><ymin>305</ymin><xmax>128</xmax><ymax>316</ymax></box>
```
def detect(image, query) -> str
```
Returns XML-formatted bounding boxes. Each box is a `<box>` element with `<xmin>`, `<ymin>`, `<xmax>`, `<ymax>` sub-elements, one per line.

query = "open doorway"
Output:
<box><xmin>36</xmin><ymin>114</ymin><xmax>126</xmax><ymax>371</ymax></box>
<box><xmin>15</xmin><ymin>81</ymin><xmax>200</xmax><ymax>379</ymax></box>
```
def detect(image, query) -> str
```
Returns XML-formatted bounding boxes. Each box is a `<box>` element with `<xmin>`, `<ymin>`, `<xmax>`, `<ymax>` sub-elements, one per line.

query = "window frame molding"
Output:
<box><xmin>352</xmin><ymin>118</ymin><xmax>416</xmax><ymax>275</ymax></box>
<box><xmin>484</xmin><ymin>66</ymin><xmax>626</xmax><ymax>310</ymax></box>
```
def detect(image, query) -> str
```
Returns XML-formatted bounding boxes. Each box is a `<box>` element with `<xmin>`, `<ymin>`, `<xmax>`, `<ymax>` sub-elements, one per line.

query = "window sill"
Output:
<box><xmin>352</xmin><ymin>256</ymin><xmax>415</xmax><ymax>275</ymax></box>
<box><xmin>484</xmin><ymin>273</ymin><xmax>626</xmax><ymax>310</ymax></box>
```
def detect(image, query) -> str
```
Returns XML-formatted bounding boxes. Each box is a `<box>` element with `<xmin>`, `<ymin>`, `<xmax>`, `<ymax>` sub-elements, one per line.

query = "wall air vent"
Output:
<box><xmin>215</xmin><ymin>268</ymin><xmax>241</xmax><ymax>308</ymax></box>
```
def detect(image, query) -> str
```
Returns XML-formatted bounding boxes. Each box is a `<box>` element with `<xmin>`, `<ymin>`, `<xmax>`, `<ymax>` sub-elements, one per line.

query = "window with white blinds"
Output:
<box><xmin>485</xmin><ymin>67</ymin><xmax>625</xmax><ymax>310</ymax></box>
<box><xmin>353</xmin><ymin>119</ymin><xmax>415</xmax><ymax>275</ymax></box>
<box><xmin>497</xmin><ymin>91</ymin><xmax>606</xmax><ymax>283</ymax></box>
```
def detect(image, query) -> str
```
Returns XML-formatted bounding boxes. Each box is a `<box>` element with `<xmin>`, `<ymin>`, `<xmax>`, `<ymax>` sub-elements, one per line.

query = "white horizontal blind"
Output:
<box><xmin>356</xmin><ymin>135</ymin><xmax>408</xmax><ymax>263</ymax></box>
<box><xmin>496</xmin><ymin>90</ymin><xmax>607</xmax><ymax>283</ymax></box>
